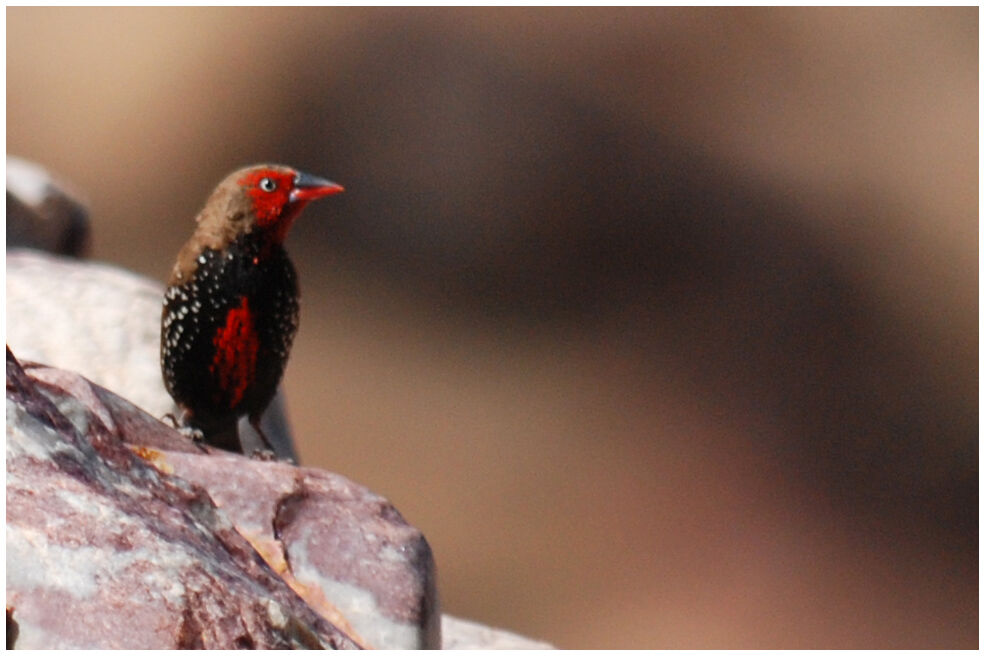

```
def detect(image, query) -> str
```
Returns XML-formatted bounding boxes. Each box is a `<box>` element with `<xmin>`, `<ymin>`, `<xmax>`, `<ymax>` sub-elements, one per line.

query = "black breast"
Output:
<box><xmin>161</xmin><ymin>232</ymin><xmax>299</xmax><ymax>427</ymax></box>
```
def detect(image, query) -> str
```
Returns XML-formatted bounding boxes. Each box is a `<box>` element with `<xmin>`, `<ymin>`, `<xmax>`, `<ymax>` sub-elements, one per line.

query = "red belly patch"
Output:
<box><xmin>210</xmin><ymin>296</ymin><xmax>259</xmax><ymax>409</ymax></box>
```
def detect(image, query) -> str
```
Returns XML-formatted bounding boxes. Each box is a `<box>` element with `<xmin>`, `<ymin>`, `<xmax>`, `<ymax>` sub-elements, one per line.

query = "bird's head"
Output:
<box><xmin>233</xmin><ymin>164</ymin><xmax>344</xmax><ymax>243</ymax></box>
<box><xmin>172</xmin><ymin>164</ymin><xmax>343</xmax><ymax>285</ymax></box>
<box><xmin>194</xmin><ymin>164</ymin><xmax>344</xmax><ymax>246</ymax></box>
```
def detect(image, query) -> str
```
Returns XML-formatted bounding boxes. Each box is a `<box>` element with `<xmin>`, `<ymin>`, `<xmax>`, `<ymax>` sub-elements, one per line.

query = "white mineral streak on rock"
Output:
<box><xmin>289</xmin><ymin>526</ymin><xmax>422</xmax><ymax>649</ymax></box>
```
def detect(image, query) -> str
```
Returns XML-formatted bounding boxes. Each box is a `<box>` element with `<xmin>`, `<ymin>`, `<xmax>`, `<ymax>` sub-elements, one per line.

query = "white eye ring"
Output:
<box><xmin>259</xmin><ymin>177</ymin><xmax>277</xmax><ymax>192</ymax></box>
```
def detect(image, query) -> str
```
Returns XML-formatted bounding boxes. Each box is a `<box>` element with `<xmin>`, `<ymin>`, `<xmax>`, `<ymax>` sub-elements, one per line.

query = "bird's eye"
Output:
<box><xmin>258</xmin><ymin>177</ymin><xmax>277</xmax><ymax>192</ymax></box>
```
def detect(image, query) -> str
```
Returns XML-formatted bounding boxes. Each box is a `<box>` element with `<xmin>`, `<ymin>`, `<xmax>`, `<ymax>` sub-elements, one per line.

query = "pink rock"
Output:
<box><xmin>6</xmin><ymin>349</ymin><xmax>361</xmax><ymax>648</ymax></box>
<box><xmin>162</xmin><ymin>452</ymin><xmax>440</xmax><ymax>649</ymax></box>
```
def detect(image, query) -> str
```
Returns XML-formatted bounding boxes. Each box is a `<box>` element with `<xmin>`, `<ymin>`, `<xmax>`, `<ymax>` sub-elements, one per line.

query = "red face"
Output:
<box><xmin>237</xmin><ymin>167</ymin><xmax>343</xmax><ymax>242</ymax></box>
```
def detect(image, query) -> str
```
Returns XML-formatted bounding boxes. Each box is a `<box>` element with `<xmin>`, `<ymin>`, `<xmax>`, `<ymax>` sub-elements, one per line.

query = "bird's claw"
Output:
<box><xmin>249</xmin><ymin>449</ymin><xmax>296</xmax><ymax>464</ymax></box>
<box><xmin>249</xmin><ymin>448</ymin><xmax>278</xmax><ymax>461</ymax></box>
<box><xmin>169</xmin><ymin>424</ymin><xmax>209</xmax><ymax>453</ymax></box>
<box><xmin>176</xmin><ymin>425</ymin><xmax>205</xmax><ymax>442</ymax></box>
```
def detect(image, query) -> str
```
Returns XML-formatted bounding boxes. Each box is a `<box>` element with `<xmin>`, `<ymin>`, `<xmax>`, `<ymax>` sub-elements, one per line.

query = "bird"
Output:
<box><xmin>160</xmin><ymin>164</ymin><xmax>343</xmax><ymax>454</ymax></box>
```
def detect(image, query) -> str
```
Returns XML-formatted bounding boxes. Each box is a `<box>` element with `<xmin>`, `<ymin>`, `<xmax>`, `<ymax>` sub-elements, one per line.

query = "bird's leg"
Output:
<box><xmin>161</xmin><ymin>410</ymin><xmax>208</xmax><ymax>452</ymax></box>
<box><xmin>183</xmin><ymin>428</ymin><xmax>209</xmax><ymax>452</ymax></box>
<box><xmin>248</xmin><ymin>415</ymin><xmax>280</xmax><ymax>462</ymax></box>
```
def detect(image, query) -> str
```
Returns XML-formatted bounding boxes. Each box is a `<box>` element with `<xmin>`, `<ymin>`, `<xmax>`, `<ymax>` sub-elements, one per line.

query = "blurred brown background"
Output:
<box><xmin>7</xmin><ymin>7</ymin><xmax>977</xmax><ymax>648</ymax></box>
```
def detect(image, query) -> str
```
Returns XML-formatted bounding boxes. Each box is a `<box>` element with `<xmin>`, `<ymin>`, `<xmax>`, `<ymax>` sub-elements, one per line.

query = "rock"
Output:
<box><xmin>5</xmin><ymin>349</ymin><xmax>359</xmax><ymax>649</ymax></box>
<box><xmin>6</xmin><ymin>156</ymin><xmax>89</xmax><ymax>256</ymax></box>
<box><xmin>442</xmin><ymin>615</ymin><xmax>554</xmax><ymax>649</ymax></box>
<box><xmin>162</xmin><ymin>453</ymin><xmax>440</xmax><ymax>649</ymax></box>
<box><xmin>7</xmin><ymin>354</ymin><xmax>440</xmax><ymax>649</ymax></box>
<box><xmin>5</xmin><ymin>248</ymin><xmax>297</xmax><ymax>461</ymax></box>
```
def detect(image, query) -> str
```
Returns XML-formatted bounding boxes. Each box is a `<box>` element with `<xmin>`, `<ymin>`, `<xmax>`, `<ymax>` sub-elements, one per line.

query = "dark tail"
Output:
<box><xmin>199</xmin><ymin>420</ymin><xmax>242</xmax><ymax>453</ymax></box>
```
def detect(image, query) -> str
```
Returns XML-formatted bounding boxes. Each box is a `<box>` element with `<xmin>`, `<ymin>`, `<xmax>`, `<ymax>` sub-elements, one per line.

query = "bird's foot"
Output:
<box><xmin>162</xmin><ymin>411</ymin><xmax>202</xmax><ymax>438</ymax></box>
<box><xmin>247</xmin><ymin>418</ymin><xmax>296</xmax><ymax>463</ymax></box>
<box><xmin>249</xmin><ymin>448</ymin><xmax>278</xmax><ymax>461</ymax></box>
<box><xmin>248</xmin><ymin>449</ymin><xmax>297</xmax><ymax>464</ymax></box>
<box><xmin>177</xmin><ymin>425</ymin><xmax>205</xmax><ymax>442</ymax></box>
<box><xmin>162</xmin><ymin>414</ymin><xmax>209</xmax><ymax>452</ymax></box>
<box><xmin>180</xmin><ymin>427</ymin><xmax>211</xmax><ymax>453</ymax></box>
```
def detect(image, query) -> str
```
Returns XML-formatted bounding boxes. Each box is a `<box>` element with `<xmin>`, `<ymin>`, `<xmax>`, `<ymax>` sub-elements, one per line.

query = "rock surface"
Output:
<box><xmin>159</xmin><ymin>452</ymin><xmax>439</xmax><ymax>648</ymax></box>
<box><xmin>6</xmin><ymin>349</ymin><xmax>359</xmax><ymax>649</ymax></box>
<box><xmin>7</xmin><ymin>355</ymin><xmax>440</xmax><ymax>649</ymax></box>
